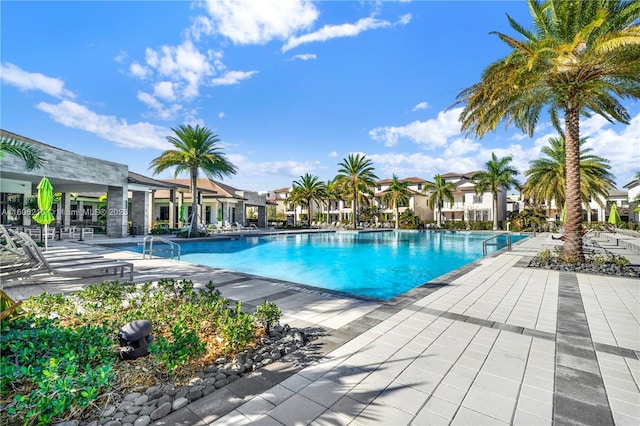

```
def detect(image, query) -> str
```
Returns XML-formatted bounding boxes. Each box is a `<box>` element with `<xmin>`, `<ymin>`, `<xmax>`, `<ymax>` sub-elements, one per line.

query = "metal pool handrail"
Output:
<box><xmin>482</xmin><ymin>232</ymin><xmax>512</xmax><ymax>256</ymax></box>
<box><xmin>142</xmin><ymin>236</ymin><xmax>181</xmax><ymax>260</ymax></box>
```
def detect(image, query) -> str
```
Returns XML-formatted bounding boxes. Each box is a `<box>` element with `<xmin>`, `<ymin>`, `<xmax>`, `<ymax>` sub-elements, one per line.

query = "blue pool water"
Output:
<box><xmin>121</xmin><ymin>231</ymin><xmax>526</xmax><ymax>300</ymax></box>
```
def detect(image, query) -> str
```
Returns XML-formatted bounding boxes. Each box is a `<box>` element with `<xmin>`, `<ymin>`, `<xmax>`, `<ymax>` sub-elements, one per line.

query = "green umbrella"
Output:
<box><xmin>608</xmin><ymin>203</ymin><xmax>622</xmax><ymax>227</ymax></box>
<box><xmin>179</xmin><ymin>204</ymin><xmax>186</xmax><ymax>223</ymax></box>
<box><xmin>32</xmin><ymin>177</ymin><xmax>55</xmax><ymax>251</ymax></box>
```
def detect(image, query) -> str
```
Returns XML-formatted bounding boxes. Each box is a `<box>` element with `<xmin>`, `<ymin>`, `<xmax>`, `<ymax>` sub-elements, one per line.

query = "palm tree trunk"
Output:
<box><xmin>437</xmin><ymin>203</ymin><xmax>442</xmax><ymax>228</ymax></box>
<box><xmin>353</xmin><ymin>190</ymin><xmax>358</xmax><ymax>228</ymax></box>
<box><xmin>395</xmin><ymin>204</ymin><xmax>399</xmax><ymax>229</ymax></box>
<box><xmin>563</xmin><ymin>105</ymin><xmax>585</xmax><ymax>262</ymax></box>
<box><xmin>190</xmin><ymin>170</ymin><xmax>198</xmax><ymax>238</ymax></box>
<box><xmin>493</xmin><ymin>193</ymin><xmax>499</xmax><ymax>230</ymax></box>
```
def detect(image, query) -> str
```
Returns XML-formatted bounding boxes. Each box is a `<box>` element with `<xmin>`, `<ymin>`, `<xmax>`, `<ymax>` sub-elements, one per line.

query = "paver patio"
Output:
<box><xmin>3</xmin><ymin>231</ymin><xmax>639</xmax><ymax>425</ymax></box>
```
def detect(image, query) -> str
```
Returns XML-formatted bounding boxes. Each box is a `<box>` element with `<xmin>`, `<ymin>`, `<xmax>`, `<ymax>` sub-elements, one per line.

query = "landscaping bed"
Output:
<box><xmin>529</xmin><ymin>248</ymin><xmax>640</xmax><ymax>277</ymax></box>
<box><xmin>0</xmin><ymin>279</ymin><xmax>308</xmax><ymax>426</ymax></box>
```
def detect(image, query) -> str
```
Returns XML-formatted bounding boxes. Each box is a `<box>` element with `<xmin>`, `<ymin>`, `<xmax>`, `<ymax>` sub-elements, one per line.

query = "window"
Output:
<box><xmin>83</xmin><ymin>205</ymin><xmax>93</xmax><ymax>220</ymax></box>
<box><xmin>159</xmin><ymin>206</ymin><xmax>169</xmax><ymax>220</ymax></box>
<box><xmin>473</xmin><ymin>194</ymin><xmax>483</xmax><ymax>204</ymax></box>
<box><xmin>417</xmin><ymin>183</ymin><xmax>422</xmax><ymax>191</ymax></box>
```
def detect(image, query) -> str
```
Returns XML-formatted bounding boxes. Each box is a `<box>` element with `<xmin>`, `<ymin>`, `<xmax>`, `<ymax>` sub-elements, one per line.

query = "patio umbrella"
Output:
<box><xmin>179</xmin><ymin>204</ymin><xmax>186</xmax><ymax>223</ymax></box>
<box><xmin>32</xmin><ymin>176</ymin><xmax>55</xmax><ymax>251</ymax></box>
<box><xmin>608</xmin><ymin>203</ymin><xmax>622</xmax><ymax>227</ymax></box>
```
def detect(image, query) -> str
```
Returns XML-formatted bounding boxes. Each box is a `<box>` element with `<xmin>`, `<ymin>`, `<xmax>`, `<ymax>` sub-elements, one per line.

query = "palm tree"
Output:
<box><xmin>455</xmin><ymin>0</ymin><xmax>640</xmax><ymax>261</ymax></box>
<box><xmin>323</xmin><ymin>178</ymin><xmax>341</xmax><ymax>225</ymax></box>
<box><xmin>382</xmin><ymin>175</ymin><xmax>411</xmax><ymax>229</ymax></box>
<box><xmin>0</xmin><ymin>137</ymin><xmax>44</xmax><ymax>170</ymax></box>
<box><xmin>150</xmin><ymin>124</ymin><xmax>237</xmax><ymax>237</ymax></box>
<box><xmin>292</xmin><ymin>173</ymin><xmax>325</xmax><ymax>226</ymax></box>
<box><xmin>524</xmin><ymin>135</ymin><xmax>615</xmax><ymax>219</ymax></box>
<box><xmin>422</xmin><ymin>175</ymin><xmax>456</xmax><ymax>228</ymax></box>
<box><xmin>471</xmin><ymin>153</ymin><xmax>520</xmax><ymax>230</ymax></box>
<box><xmin>335</xmin><ymin>154</ymin><xmax>378</xmax><ymax>228</ymax></box>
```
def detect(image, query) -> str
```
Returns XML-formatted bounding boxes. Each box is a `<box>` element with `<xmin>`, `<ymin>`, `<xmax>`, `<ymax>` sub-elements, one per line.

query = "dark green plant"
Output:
<box><xmin>149</xmin><ymin>323</ymin><xmax>206</xmax><ymax>374</ymax></box>
<box><xmin>218</xmin><ymin>302</ymin><xmax>255</xmax><ymax>354</ymax></box>
<box><xmin>254</xmin><ymin>301</ymin><xmax>281</xmax><ymax>334</ymax></box>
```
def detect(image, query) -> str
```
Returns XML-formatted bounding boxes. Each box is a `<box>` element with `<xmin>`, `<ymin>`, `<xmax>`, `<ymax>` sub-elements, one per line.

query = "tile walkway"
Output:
<box><xmin>3</xmin><ymin>231</ymin><xmax>639</xmax><ymax>425</ymax></box>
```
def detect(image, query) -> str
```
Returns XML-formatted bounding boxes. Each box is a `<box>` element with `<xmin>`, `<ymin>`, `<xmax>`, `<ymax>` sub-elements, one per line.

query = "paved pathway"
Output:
<box><xmin>3</xmin><ymin>232</ymin><xmax>639</xmax><ymax>425</ymax></box>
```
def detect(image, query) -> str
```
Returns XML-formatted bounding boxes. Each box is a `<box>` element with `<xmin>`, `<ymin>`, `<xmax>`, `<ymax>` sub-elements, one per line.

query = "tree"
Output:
<box><xmin>335</xmin><ymin>154</ymin><xmax>378</xmax><ymax>229</ymax></box>
<box><xmin>455</xmin><ymin>0</ymin><xmax>640</xmax><ymax>261</ymax></box>
<box><xmin>422</xmin><ymin>175</ymin><xmax>456</xmax><ymax>228</ymax></box>
<box><xmin>292</xmin><ymin>173</ymin><xmax>325</xmax><ymax>227</ymax></box>
<box><xmin>322</xmin><ymin>178</ymin><xmax>341</xmax><ymax>225</ymax></box>
<box><xmin>472</xmin><ymin>153</ymin><xmax>520</xmax><ymax>230</ymax></box>
<box><xmin>524</xmin><ymin>135</ymin><xmax>615</xmax><ymax>218</ymax></box>
<box><xmin>382</xmin><ymin>175</ymin><xmax>411</xmax><ymax>229</ymax></box>
<box><xmin>284</xmin><ymin>186</ymin><xmax>304</xmax><ymax>226</ymax></box>
<box><xmin>150</xmin><ymin>125</ymin><xmax>236</xmax><ymax>237</ymax></box>
<box><xmin>0</xmin><ymin>137</ymin><xmax>45</xmax><ymax>170</ymax></box>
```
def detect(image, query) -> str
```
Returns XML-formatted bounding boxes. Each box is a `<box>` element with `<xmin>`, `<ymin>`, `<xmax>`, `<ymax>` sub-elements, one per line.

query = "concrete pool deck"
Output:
<box><xmin>3</xmin><ymin>232</ymin><xmax>639</xmax><ymax>425</ymax></box>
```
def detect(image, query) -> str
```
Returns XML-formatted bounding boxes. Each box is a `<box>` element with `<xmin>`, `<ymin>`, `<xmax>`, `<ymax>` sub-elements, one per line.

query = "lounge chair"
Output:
<box><xmin>14</xmin><ymin>232</ymin><xmax>134</xmax><ymax>281</ymax></box>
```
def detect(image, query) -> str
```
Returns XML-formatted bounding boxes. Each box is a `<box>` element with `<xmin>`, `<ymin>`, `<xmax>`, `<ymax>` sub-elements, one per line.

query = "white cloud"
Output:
<box><xmin>224</xmin><ymin>153</ymin><xmax>322</xmax><ymax>190</ymax></box>
<box><xmin>198</xmin><ymin>0</ymin><xmax>318</xmax><ymax>45</ymax></box>
<box><xmin>0</xmin><ymin>63</ymin><xmax>75</xmax><ymax>99</ymax></box>
<box><xmin>211</xmin><ymin>70</ymin><xmax>258</xmax><ymax>86</ymax></box>
<box><xmin>137</xmin><ymin>91</ymin><xmax>183</xmax><ymax>121</ymax></box>
<box><xmin>35</xmin><ymin>100</ymin><xmax>171</xmax><ymax>150</ymax></box>
<box><xmin>369</xmin><ymin>107</ymin><xmax>464</xmax><ymax>148</ymax></box>
<box><xmin>129</xmin><ymin>62</ymin><xmax>151</xmax><ymax>79</ymax></box>
<box><xmin>153</xmin><ymin>81</ymin><xmax>176</xmax><ymax>101</ymax></box>
<box><xmin>443</xmin><ymin>138</ymin><xmax>481</xmax><ymax>157</ymax></box>
<box><xmin>329</xmin><ymin>151</ymin><xmax>338</xmax><ymax>158</ymax></box>
<box><xmin>283</xmin><ymin>17</ymin><xmax>391</xmax><ymax>52</ymax></box>
<box><xmin>114</xmin><ymin>50</ymin><xmax>128</xmax><ymax>63</ymax></box>
<box><xmin>218</xmin><ymin>112</ymin><xmax>225</xmax><ymax>119</ymax></box>
<box><xmin>398</xmin><ymin>13</ymin><xmax>412</xmax><ymax>25</ymax></box>
<box><xmin>292</xmin><ymin>53</ymin><xmax>317</xmax><ymax>61</ymax></box>
<box><xmin>412</xmin><ymin>101</ymin><xmax>428</xmax><ymax>111</ymax></box>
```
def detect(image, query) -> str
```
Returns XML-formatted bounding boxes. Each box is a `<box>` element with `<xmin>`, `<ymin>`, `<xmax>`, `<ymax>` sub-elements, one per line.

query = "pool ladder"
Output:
<box><xmin>482</xmin><ymin>232</ymin><xmax>512</xmax><ymax>256</ymax></box>
<box><xmin>142</xmin><ymin>236</ymin><xmax>181</xmax><ymax>260</ymax></box>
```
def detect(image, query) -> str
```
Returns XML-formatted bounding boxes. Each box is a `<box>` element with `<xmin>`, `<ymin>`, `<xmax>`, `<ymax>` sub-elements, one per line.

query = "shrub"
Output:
<box><xmin>254</xmin><ymin>301</ymin><xmax>281</xmax><ymax>333</ymax></box>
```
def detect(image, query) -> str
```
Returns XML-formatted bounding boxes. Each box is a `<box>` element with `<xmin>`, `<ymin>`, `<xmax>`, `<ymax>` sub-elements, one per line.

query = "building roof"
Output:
<box><xmin>623</xmin><ymin>179</ymin><xmax>639</xmax><ymax>189</ymax></box>
<box><xmin>377</xmin><ymin>176</ymin><xmax>429</xmax><ymax>185</ymax></box>
<box><xmin>128</xmin><ymin>171</ymin><xmax>177</xmax><ymax>189</ymax></box>
<box><xmin>161</xmin><ymin>178</ymin><xmax>245</xmax><ymax>199</ymax></box>
<box><xmin>1</xmin><ymin>129</ymin><xmax>71</xmax><ymax>153</ymax></box>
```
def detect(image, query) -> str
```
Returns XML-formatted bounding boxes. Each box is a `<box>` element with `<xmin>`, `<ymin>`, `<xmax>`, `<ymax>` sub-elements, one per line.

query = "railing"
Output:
<box><xmin>482</xmin><ymin>232</ymin><xmax>512</xmax><ymax>256</ymax></box>
<box><xmin>142</xmin><ymin>236</ymin><xmax>181</xmax><ymax>260</ymax></box>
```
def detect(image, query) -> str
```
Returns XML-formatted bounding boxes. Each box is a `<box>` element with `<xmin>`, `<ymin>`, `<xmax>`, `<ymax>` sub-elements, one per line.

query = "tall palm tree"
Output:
<box><xmin>422</xmin><ymin>175</ymin><xmax>456</xmax><ymax>228</ymax></box>
<box><xmin>382</xmin><ymin>175</ymin><xmax>411</xmax><ymax>229</ymax></box>
<box><xmin>455</xmin><ymin>0</ymin><xmax>640</xmax><ymax>261</ymax></box>
<box><xmin>472</xmin><ymin>153</ymin><xmax>520</xmax><ymax>230</ymax></box>
<box><xmin>335</xmin><ymin>154</ymin><xmax>378</xmax><ymax>228</ymax></box>
<box><xmin>285</xmin><ymin>186</ymin><xmax>304</xmax><ymax>226</ymax></box>
<box><xmin>323</xmin><ymin>177</ymin><xmax>341</xmax><ymax>225</ymax></box>
<box><xmin>0</xmin><ymin>137</ymin><xmax>44</xmax><ymax>170</ymax></box>
<box><xmin>292</xmin><ymin>173</ymin><xmax>325</xmax><ymax>226</ymax></box>
<box><xmin>150</xmin><ymin>124</ymin><xmax>237</xmax><ymax>237</ymax></box>
<box><xmin>524</xmin><ymin>135</ymin><xmax>615</xmax><ymax>218</ymax></box>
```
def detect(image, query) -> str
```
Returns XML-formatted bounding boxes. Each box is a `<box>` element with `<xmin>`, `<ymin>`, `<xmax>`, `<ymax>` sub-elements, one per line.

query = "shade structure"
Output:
<box><xmin>32</xmin><ymin>177</ymin><xmax>55</xmax><ymax>251</ymax></box>
<box><xmin>179</xmin><ymin>204</ymin><xmax>186</xmax><ymax>223</ymax></box>
<box><xmin>608</xmin><ymin>203</ymin><xmax>622</xmax><ymax>227</ymax></box>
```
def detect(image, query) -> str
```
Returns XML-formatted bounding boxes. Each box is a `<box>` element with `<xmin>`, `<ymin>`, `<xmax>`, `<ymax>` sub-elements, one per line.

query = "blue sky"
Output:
<box><xmin>2</xmin><ymin>0</ymin><xmax>639</xmax><ymax>193</ymax></box>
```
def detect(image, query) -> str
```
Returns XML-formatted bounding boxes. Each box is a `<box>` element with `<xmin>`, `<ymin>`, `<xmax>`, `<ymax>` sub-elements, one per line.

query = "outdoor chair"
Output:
<box><xmin>14</xmin><ymin>232</ymin><xmax>134</xmax><ymax>281</ymax></box>
<box><xmin>60</xmin><ymin>226</ymin><xmax>77</xmax><ymax>239</ymax></box>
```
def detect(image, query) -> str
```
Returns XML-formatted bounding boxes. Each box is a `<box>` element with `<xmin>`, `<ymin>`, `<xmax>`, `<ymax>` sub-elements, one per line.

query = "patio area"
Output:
<box><xmin>3</xmin><ymin>232</ymin><xmax>639</xmax><ymax>425</ymax></box>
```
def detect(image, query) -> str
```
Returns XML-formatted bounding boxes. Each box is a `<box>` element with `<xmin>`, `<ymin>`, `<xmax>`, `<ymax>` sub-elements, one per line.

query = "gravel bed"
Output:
<box><xmin>58</xmin><ymin>324</ymin><xmax>310</xmax><ymax>426</ymax></box>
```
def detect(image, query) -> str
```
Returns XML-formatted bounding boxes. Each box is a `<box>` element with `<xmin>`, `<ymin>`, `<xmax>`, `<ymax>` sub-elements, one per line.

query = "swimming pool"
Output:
<box><xmin>120</xmin><ymin>231</ymin><xmax>526</xmax><ymax>300</ymax></box>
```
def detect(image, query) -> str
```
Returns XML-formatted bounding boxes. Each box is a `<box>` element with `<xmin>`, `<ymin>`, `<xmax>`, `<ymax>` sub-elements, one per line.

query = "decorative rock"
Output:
<box><xmin>100</xmin><ymin>405</ymin><xmax>117</xmax><ymax>418</ymax></box>
<box><xmin>202</xmin><ymin>377</ymin><xmax>216</xmax><ymax>387</ymax></box>
<box><xmin>202</xmin><ymin>385</ymin><xmax>215</xmax><ymax>396</ymax></box>
<box><xmin>150</xmin><ymin>402</ymin><xmax>172</xmax><ymax>421</ymax></box>
<box><xmin>146</xmin><ymin>389</ymin><xmax>163</xmax><ymax>402</ymax></box>
<box><xmin>215</xmin><ymin>356</ymin><xmax>227</xmax><ymax>365</ymax></box>
<box><xmin>215</xmin><ymin>373</ymin><xmax>227</xmax><ymax>381</ymax></box>
<box><xmin>174</xmin><ymin>387</ymin><xmax>188</xmax><ymax>400</ymax></box>
<box><xmin>55</xmin><ymin>421</ymin><xmax>79</xmax><ymax>426</ymax></box>
<box><xmin>85</xmin><ymin>421</ymin><xmax>98</xmax><ymax>426</ymax></box>
<box><xmin>133</xmin><ymin>416</ymin><xmax>151</xmax><ymax>426</ymax></box>
<box><xmin>103</xmin><ymin>421</ymin><xmax>122</xmax><ymax>426</ymax></box>
<box><xmin>156</xmin><ymin>395</ymin><xmax>172</xmax><ymax>406</ymax></box>
<box><xmin>188</xmin><ymin>377</ymin><xmax>203</xmax><ymax>386</ymax></box>
<box><xmin>227</xmin><ymin>375</ymin><xmax>240</xmax><ymax>383</ymax></box>
<box><xmin>133</xmin><ymin>395</ymin><xmax>148</xmax><ymax>406</ymax></box>
<box><xmin>123</xmin><ymin>393</ymin><xmax>142</xmax><ymax>402</ymax></box>
<box><xmin>125</xmin><ymin>405</ymin><xmax>143</xmax><ymax>415</ymax></box>
<box><xmin>144</xmin><ymin>386</ymin><xmax>161</xmax><ymax>396</ymax></box>
<box><xmin>121</xmin><ymin>414</ymin><xmax>138</xmax><ymax>424</ymax></box>
<box><xmin>172</xmin><ymin>397</ymin><xmax>189</xmax><ymax>411</ymax></box>
<box><xmin>187</xmin><ymin>387</ymin><xmax>203</xmax><ymax>401</ymax></box>
<box><xmin>214</xmin><ymin>379</ymin><xmax>228</xmax><ymax>389</ymax></box>
<box><xmin>116</xmin><ymin>401</ymin><xmax>133</xmax><ymax>413</ymax></box>
<box><xmin>204</xmin><ymin>365</ymin><xmax>218</xmax><ymax>374</ymax></box>
<box><xmin>162</xmin><ymin>384</ymin><xmax>177</xmax><ymax>397</ymax></box>
<box><xmin>139</xmin><ymin>404</ymin><xmax>156</xmax><ymax>417</ymax></box>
